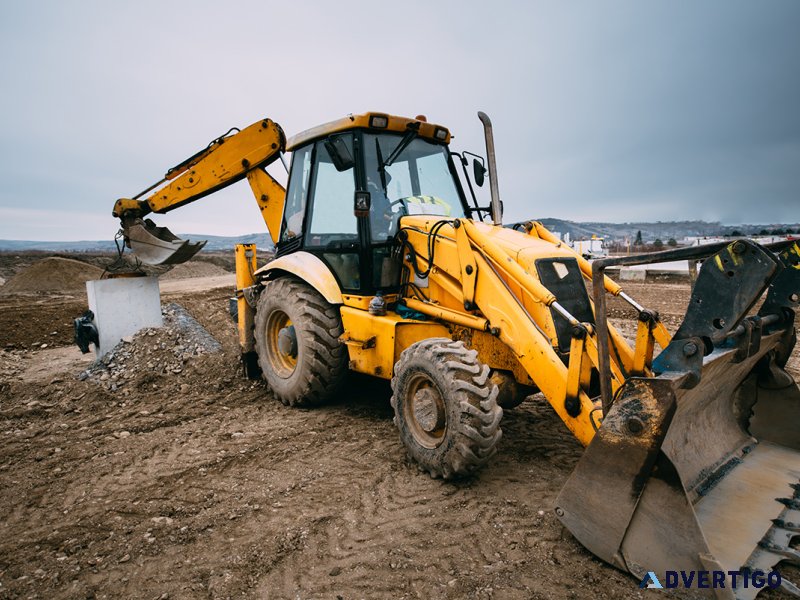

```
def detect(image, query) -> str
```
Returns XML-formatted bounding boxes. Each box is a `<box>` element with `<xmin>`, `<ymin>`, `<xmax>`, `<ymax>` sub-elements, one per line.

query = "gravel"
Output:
<box><xmin>80</xmin><ymin>303</ymin><xmax>221</xmax><ymax>390</ymax></box>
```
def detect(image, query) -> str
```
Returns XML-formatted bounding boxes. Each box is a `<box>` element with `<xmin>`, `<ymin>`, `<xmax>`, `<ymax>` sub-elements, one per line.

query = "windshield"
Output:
<box><xmin>364</xmin><ymin>134</ymin><xmax>464</xmax><ymax>241</ymax></box>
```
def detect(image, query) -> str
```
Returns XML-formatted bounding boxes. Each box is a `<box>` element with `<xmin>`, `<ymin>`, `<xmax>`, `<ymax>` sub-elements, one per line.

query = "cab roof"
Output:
<box><xmin>286</xmin><ymin>112</ymin><xmax>452</xmax><ymax>151</ymax></box>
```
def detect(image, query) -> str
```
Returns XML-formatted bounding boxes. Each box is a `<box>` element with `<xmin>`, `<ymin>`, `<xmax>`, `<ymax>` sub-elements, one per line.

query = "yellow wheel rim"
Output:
<box><xmin>266</xmin><ymin>310</ymin><xmax>297</xmax><ymax>378</ymax></box>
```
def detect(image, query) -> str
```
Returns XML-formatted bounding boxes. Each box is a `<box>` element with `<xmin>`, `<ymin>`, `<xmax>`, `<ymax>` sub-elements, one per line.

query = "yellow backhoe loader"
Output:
<box><xmin>110</xmin><ymin>111</ymin><xmax>800</xmax><ymax>598</ymax></box>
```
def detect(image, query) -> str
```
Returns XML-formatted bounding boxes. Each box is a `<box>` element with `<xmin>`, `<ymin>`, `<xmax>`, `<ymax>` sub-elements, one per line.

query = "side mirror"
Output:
<box><xmin>325</xmin><ymin>136</ymin><xmax>354</xmax><ymax>171</ymax></box>
<box><xmin>354</xmin><ymin>190</ymin><xmax>371</xmax><ymax>217</ymax></box>
<box><xmin>473</xmin><ymin>158</ymin><xmax>487</xmax><ymax>187</ymax></box>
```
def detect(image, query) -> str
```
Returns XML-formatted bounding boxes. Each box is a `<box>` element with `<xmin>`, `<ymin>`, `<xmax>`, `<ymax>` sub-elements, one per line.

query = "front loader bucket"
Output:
<box><xmin>124</xmin><ymin>218</ymin><xmax>206</xmax><ymax>266</ymax></box>
<box><xmin>557</xmin><ymin>240</ymin><xmax>800</xmax><ymax>599</ymax></box>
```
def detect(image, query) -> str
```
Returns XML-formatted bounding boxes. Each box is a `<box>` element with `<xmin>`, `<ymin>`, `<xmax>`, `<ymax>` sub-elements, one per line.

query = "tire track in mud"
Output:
<box><xmin>0</xmin><ymin>364</ymin><xmax>637</xmax><ymax>599</ymax></box>
<box><xmin>243</xmin><ymin>396</ymin><xmax>614</xmax><ymax>599</ymax></box>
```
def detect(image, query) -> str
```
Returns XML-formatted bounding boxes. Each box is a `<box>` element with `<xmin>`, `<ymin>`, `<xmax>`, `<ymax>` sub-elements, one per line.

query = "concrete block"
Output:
<box><xmin>86</xmin><ymin>277</ymin><xmax>162</xmax><ymax>358</ymax></box>
<box><xmin>619</xmin><ymin>268</ymin><xmax>647</xmax><ymax>282</ymax></box>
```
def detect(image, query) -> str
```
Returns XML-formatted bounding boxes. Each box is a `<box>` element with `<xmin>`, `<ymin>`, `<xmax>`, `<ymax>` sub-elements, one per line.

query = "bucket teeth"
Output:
<box><xmin>781</xmin><ymin>576</ymin><xmax>800</xmax><ymax>597</ymax></box>
<box><xmin>778</xmin><ymin>497</ymin><xmax>800</xmax><ymax>510</ymax></box>
<box><xmin>758</xmin><ymin>541</ymin><xmax>800</xmax><ymax>566</ymax></box>
<box><xmin>772</xmin><ymin>518</ymin><xmax>800</xmax><ymax>534</ymax></box>
<box><xmin>791</xmin><ymin>482</ymin><xmax>800</xmax><ymax>497</ymax></box>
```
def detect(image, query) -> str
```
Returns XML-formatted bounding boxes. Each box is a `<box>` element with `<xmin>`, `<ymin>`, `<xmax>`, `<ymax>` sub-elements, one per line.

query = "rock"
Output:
<box><xmin>119</xmin><ymin>554</ymin><xmax>130</xmax><ymax>563</ymax></box>
<box><xmin>115</xmin><ymin>431</ymin><xmax>131</xmax><ymax>439</ymax></box>
<box><xmin>329</xmin><ymin>566</ymin><xmax>342</xmax><ymax>576</ymax></box>
<box><xmin>151</xmin><ymin>516</ymin><xmax>174</xmax><ymax>526</ymax></box>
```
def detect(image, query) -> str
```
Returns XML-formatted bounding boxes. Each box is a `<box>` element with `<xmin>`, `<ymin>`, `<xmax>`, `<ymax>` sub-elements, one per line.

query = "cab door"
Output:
<box><xmin>295</xmin><ymin>133</ymin><xmax>364</xmax><ymax>293</ymax></box>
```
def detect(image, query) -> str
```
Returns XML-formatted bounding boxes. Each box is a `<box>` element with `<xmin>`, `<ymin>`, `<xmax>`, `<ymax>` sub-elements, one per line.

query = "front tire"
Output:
<box><xmin>254</xmin><ymin>277</ymin><xmax>347</xmax><ymax>407</ymax></box>
<box><xmin>390</xmin><ymin>338</ymin><xmax>503</xmax><ymax>479</ymax></box>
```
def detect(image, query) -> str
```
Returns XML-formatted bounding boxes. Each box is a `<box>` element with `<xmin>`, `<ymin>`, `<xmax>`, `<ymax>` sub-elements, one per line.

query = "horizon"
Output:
<box><xmin>1</xmin><ymin>218</ymin><xmax>799</xmax><ymax>244</ymax></box>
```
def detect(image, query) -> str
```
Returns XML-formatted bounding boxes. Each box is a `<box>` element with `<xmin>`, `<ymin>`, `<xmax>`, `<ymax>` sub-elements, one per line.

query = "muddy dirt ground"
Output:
<box><xmin>0</xmin><ymin>255</ymin><xmax>797</xmax><ymax>599</ymax></box>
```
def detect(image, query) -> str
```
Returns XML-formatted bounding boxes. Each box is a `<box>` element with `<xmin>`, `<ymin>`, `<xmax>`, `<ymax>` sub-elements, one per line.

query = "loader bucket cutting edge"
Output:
<box><xmin>556</xmin><ymin>240</ymin><xmax>800</xmax><ymax>598</ymax></box>
<box><xmin>125</xmin><ymin>218</ymin><xmax>207</xmax><ymax>266</ymax></box>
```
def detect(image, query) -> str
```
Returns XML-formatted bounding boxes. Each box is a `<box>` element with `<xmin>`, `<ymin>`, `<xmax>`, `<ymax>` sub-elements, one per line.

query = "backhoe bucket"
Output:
<box><xmin>124</xmin><ymin>218</ymin><xmax>207</xmax><ymax>266</ymax></box>
<box><xmin>556</xmin><ymin>240</ymin><xmax>800</xmax><ymax>598</ymax></box>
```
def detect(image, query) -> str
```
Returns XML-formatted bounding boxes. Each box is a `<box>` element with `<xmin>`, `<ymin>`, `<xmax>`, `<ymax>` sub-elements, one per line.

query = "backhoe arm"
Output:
<box><xmin>112</xmin><ymin>118</ymin><xmax>287</xmax><ymax>265</ymax></box>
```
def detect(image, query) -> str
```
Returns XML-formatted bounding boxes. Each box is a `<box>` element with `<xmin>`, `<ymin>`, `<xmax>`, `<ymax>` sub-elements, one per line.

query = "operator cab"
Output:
<box><xmin>277</xmin><ymin>113</ymin><xmax>480</xmax><ymax>296</ymax></box>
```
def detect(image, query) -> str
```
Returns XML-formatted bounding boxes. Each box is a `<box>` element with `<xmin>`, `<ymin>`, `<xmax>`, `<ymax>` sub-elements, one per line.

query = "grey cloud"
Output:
<box><xmin>0</xmin><ymin>1</ymin><xmax>797</xmax><ymax>239</ymax></box>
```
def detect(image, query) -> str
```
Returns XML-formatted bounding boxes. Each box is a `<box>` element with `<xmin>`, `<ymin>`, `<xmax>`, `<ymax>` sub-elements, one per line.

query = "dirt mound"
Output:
<box><xmin>160</xmin><ymin>261</ymin><xmax>229</xmax><ymax>280</ymax></box>
<box><xmin>0</xmin><ymin>256</ymin><xmax>104</xmax><ymax>295</ymax></box>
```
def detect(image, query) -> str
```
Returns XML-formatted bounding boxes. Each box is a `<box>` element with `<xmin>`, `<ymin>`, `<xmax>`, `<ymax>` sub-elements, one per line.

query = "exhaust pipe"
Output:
<box><xmin>478</xmin><ymin>111</ymin><xmax>502</xmax><ymax>225</ymax></box>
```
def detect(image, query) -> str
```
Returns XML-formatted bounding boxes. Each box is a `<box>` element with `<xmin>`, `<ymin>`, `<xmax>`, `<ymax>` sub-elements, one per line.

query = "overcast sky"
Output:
<box><xmin>0</xmin><ymin>1</ymin><xmax>797</xmax><ymax>241</ymax></box>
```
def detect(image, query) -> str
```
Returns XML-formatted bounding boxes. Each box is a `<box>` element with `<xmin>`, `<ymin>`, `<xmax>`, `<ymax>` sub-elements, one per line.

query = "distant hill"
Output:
<box><xmin>175</xmin><ymin>233</ymin><xmax>273</xmax><ymax>251</ymax></box>
<box><xmin>0</xmin><ymin>233</ymin><xmax>274</xmax><ymax>253</ymax></box>
<box><xmin>535</xmin><ymin>219</ymin><xmax>800</xmax><ymax>242</ymax></box>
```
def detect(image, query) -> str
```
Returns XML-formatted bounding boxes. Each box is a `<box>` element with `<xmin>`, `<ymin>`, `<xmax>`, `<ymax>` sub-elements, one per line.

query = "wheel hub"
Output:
<box><xmin>277</xmin><ymin>325</ymin><xmax>297</xmax><ymax>359</ymax></box>
<box><xmin>412</xmin><ymin>387</ymin><xmax>445</xmax><ymax>433</ymax></box>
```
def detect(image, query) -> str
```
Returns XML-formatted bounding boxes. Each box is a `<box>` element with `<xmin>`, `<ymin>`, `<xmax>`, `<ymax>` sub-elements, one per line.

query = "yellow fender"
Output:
<box><xmin>254</xmin><ymin>251</ymin><xmax>343</xmax><ymax>305</ymax></box>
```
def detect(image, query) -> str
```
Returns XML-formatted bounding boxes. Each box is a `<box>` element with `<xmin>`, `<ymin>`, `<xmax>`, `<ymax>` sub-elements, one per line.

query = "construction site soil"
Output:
<box><xmin>0</xmin><ymin>253</ymin><xmax>796</xmax><ymax>599</ymax></box>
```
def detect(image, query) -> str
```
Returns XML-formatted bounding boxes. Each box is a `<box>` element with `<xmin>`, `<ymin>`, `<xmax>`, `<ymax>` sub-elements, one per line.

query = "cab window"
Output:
<box><xmin>306</xmin><ymin>134</ymin><xmax>358</xmax><ymax>247</ymax></box>
<box><xmin>280</xmin><ymin>144</ymin><xmax>312</xmax><ymax>243</ymax></box>
<box><xmin>363</xmin><ymin>134</ymin><xmax>464</xmax><ymax>241</ymax></box>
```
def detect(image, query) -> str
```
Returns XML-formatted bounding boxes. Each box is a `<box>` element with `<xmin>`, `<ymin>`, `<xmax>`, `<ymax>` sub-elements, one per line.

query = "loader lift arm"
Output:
<box><xmin>112</xmin><ymin>118</ymin><xmax>287</xmax><ymax>265</ymax></box>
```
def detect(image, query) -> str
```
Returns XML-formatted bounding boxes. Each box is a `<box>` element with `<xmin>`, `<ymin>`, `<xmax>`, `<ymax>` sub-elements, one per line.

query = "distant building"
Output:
<box><xmin>551</xmin><ymin>232</ymin><xmax>608</xmax><ymax>259</ymax></box>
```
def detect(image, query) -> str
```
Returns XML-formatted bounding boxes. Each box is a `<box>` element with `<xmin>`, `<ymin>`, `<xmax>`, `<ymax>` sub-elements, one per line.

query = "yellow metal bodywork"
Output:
<box><xmin>287</xmin><ymin>112</ymin><xmax>451</xmax><ymax>151</ymax></box>
<box><xmin>112</xmin><ymin>198</ymin><xmax>141</xmax><ymax>217</ymax></box>
<box><xmin>234</xmin><ymin>243</ymin><xmax>257</xmax><ymax>354</ymax></box>
<box><xmin>339</xmin><ymin>308</ymin><xmax>450</xmax><ymax>378</ymax></box>
<box><xmin>246</xmin><ymin>167</ymin><xmax>286</xmax><ymax>244</ymax></box>
<box><xmin>392</xmin><ymin>216</ymin><xmax>645</xmax><ymax>446</ymax></box>
<box><xmin>255</xmin><ymin>251</ymin><xmax>343</xmax><ymax>305</ymax></box>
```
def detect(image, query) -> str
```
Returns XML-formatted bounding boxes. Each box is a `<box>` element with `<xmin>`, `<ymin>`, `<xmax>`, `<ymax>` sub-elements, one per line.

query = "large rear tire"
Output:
<box><xmin>390</xmin><ymin>338</ymin><xmax>503</xmax><ymax>479</ymax></box>
<box><xmin>254</xmin><ymin>277</ymin><xmax>347</xmax><ymax>407</ymax></box>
